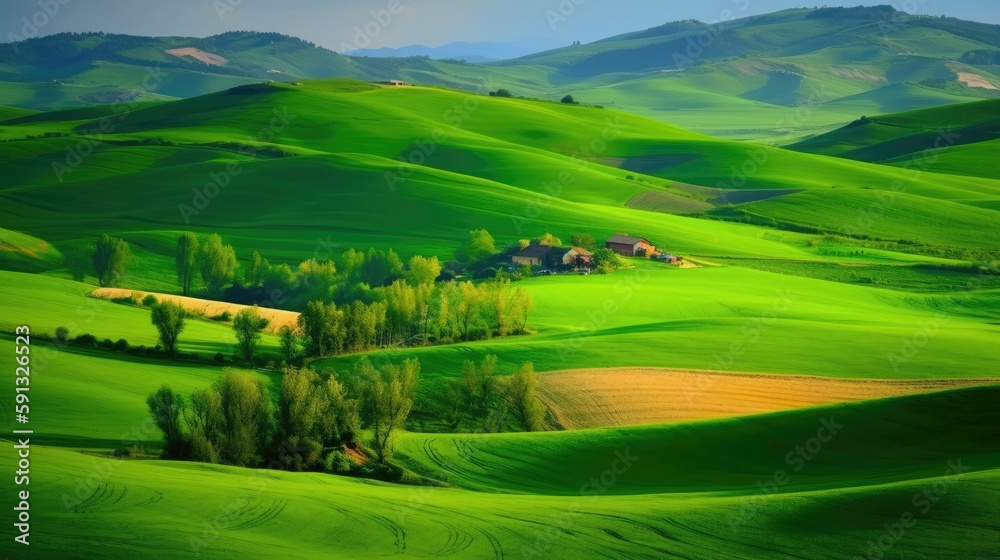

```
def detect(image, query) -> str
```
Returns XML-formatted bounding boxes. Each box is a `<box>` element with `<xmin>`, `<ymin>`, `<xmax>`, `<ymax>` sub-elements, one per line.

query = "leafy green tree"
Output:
<box><xmin>278</xmin><ymin>325</ymin><xmax>300</xmax><ymax>363</ymax></box>
<box><xmin>461</xmin><ymin>355</ymin><xmax>506</xmax><ymax>432</ymax></box>
<box><xmin>298</xmin><ymin>259</ymin><xmax>338</xmax><ymax>300</ymax></box>
<box><xmin>359</xmin><ymin>358</ymin><xmax>419</xmax><ymax>462</ymax></box>
<box><xmin>361</xmin><ymin>248</ymin><xmax>404</xmax><ymax>287</ymax></box>
<box><xmin>561</xmin><ymin>94</ymin><xmax>577</xmax><ymax>104</ymax></box>
<box><xmin>592</xmin><ymin>248</ymin><xmax>625</xmax><ymax>274</ymax></box>
<box><xmin>199</xmin><ymin>234</ymin><xmax>238</xmax><ymax>295</ymax></box>
<box><xmin>214</xmin><ymin>370</ymin><xmax>273</xmax><ymax>467</ymax></box>
<box><xmin>186</xmin><ymin>388</ymin><xmax>223</xmax><ymax>463</ymax></box>
<box><xmin>233</xmin><ymin>306</ymin><xmax>269</xmax><ymax>362</ymax></box>
<box><xmin>507</xmin><ymin>362</ymin><xmax>545</xmax><ymax>431</ymax></box>
<box><xmin>176</xmin><ymin>233</ymin><xmax>200</xmax><ymax>296</ymax></box>
<box><xmin>147</xmin><ymin>385</ymin><xmax>188</xmax><ymax>458</ymax></box>
<box><xmin>64</xmin><ymin>245</ymin><xmax>94</xmax><ymax>282</ymax></box>
<box><xmin>93</xmin><ymin>234</ymin><xmax>132</xmax><ymax>287</ymax></box>
<box><xmin>406</xmin><ymin>255</ymin><xmax>442</xmax><ymax>286</ymax></box>
<box><xmin>298</xmin><ymin>301</ymin><xmax>344</xmax><ymax>357</ymax></box>
<box><xmin>341</xmin><ymin>248</ymin><xmax>366</xmax><ymax>282</ymax></box>
<box><xmin>244</xmin><ymin>250</ymin><xmax>266</xmax><ymax>288</ymax></box>
<box><xmin>320</xmin><ymin>372</ymin><xmax>360</xmax><ymax>445</ymax></box>
<box><xmin>510</xmin><ymin>286</ymin><xmax>534</xmax><ymax>334</ymax></box>
<box><xmin>263</xmin><ymin>262</ymin><xmax>299</xmax><ymax>294</ymax></box>
<box><xmin>150</xmin><ymin>301</ymin><xmax>186</xmax><ymax>355</ymax></box>
<box><xmin>277</xmin><ymin>367</ymin><xmax>325</xmax><ymax>471</ymax></box>
<box><xmin>456</xmin><ymin>229</ymin><xmax>496</xmax><ymax>264</ymax></box>
<box><xmin>457</xmin><ymin>281</ymin><xmax>485</xmax><ymax>340</ymax></box>
<box><xmin>570</xmin><ymin>233</ymin><xmax>597</xmax><ymax>250</ymax></box>
<box><xmin>535</xmin><ymin>232</ymin><xmax>562</xmax><ymax>247</ymax></box>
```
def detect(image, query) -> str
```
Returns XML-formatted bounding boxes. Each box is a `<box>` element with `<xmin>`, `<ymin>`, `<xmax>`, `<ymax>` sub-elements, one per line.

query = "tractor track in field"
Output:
<box><xmin>228</xmin><ymin>498</ymin><xmax>288</xmax><ymax>530</ymax></box>
<box><xmin>475</xmin><ymin>525</ymin><xmax>506</xmax><ymax>560</ymax></box>
<box><xmin>368</xmin><ymin>512</ymin><xmax>407</xmax><ymax>552</ymax></box>
<box><xmin>70</xmin><ymin>482</ymin><xmax>164</xmax><ymax>513</ymax></box>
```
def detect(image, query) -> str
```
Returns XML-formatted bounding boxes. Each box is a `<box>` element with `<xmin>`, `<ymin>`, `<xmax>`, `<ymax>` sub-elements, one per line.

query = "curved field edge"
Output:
<box><xmin>394</xmin><ymin>385</ymin><xmax>1000</xmax><ymax>496</ymax></box>
<box><xmin>536</xmin><ymin>367</ymin><xmax>1000</xmax><ymax>428</ymax></box>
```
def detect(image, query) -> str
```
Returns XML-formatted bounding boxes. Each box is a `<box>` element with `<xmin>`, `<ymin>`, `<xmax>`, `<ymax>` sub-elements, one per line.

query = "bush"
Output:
<box><xmin>111</xmin><ymin>294</ymin><xmax>140</xmax><ymax>306</ymax></box>
<box><xmin>142</xmin><ymin>294</ymin><xmax>158</xmax><ymax>307</ymax></box>
<box><xmin>210</xmin><ymin>311</ymin><xmax>232</xmax><ymax>322</ymax></box>
<box><xmin>214</xmin><ymin>352</ymin><xmax>227</xmax><ymax>363</ymax></box>
<box><xmin>98</xmin><ymin>338</ymin><xmax>115</xmax><ymax>349</ymax></box>
<box><xmin>55</xmin><ymin>326</ymin><xmax>70</xmax><ymax>343</ymax></box>
<box><xmin>475</xmin><ymin>267</ymin><xmax>498</xmax><ymax>280</ymax></box>
<box><xmin>113</xmin><ymin>444</ymin><xmax>147</xmax><ymax>459</ymax></box>
<box><xmin>74</xmin><ymin>334</ymin><xmax>98</xmax><ymax>346</ymax></box>
<box><xmin>113</xmin><ymin>339</ymin><xmax>129</xmax><ymax>351</ymax></box>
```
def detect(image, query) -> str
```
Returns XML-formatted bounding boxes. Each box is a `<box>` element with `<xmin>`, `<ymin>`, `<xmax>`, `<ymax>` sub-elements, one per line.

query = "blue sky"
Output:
<box><xmin>2</xmin><ymin>0</ymin><xmax>998</xmax><ymax>51</ymax></box>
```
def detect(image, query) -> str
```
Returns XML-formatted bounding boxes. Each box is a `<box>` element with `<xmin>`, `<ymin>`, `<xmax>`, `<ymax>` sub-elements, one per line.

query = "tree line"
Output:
<box><xmin>295</xmin><ymin>278</ymin><xmax>532</xmax><ymax>359</ymax></box>
<box><xmin>147</xmin><ymin>355</ymin><xmax>547</xmax><ymax>471</ymax></box>
<box><xmin>147</xmin><ymin>359</ymin><xmax>418</xmax><ymax>470</ymax></box>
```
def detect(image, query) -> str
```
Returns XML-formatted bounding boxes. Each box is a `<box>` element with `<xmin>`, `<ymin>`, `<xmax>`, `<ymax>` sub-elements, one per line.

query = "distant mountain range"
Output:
<box><xmin>2</xmin><ymin>6</ymin><xmax>999</xmax><ymax>140</ymax></box>
<box><xmin>345</xmin><ymin>42</ymin><xmax>545</xmax><ymax>62</ymax></box>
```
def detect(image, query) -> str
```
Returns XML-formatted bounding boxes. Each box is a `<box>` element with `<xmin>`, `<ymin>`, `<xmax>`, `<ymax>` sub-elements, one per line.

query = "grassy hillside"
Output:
<box><xmin>396</xmin><ymin>386</ymin><xmax>1000</xmax><ymax>495</ymax></box>
<box><xmin>4</xmin><ymin>9</ymin><xmax>1000</xmax><ymax>140</ymax></box>
<box><xmin>1</xmin><ymin>80</ymin><xmax>998</xmax><ymax>279</ymax></box>
<box><xmin>2</xmin><ymin>381</ymin><xmax>997</xmax><ymax>559</ymax></box>
<box><xmin>790</xmin><ymin>98</ymin><xmax>1000</xmax><ymax>166</ymax></box>
<box><xmin>0</xmin><ymin>52</ymin><xmax>997</xmax><ymax>558</ymax></box>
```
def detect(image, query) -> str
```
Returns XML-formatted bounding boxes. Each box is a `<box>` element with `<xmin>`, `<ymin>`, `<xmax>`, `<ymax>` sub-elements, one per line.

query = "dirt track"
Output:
<box><xmin>538</xmin><ymin>367</ymin><xmax>1000</xmax><ymax>429</ymax></box>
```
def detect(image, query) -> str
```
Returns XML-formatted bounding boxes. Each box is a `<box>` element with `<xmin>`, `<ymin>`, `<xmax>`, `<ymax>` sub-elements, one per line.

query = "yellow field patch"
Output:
<box><xmin>165</xmin><ymin>47</ymin><xmax>229</xmax><ymax>67</ymax></box>
<box><xmin>538</xmin><ymin>368</ymin><xmax>1000</xmax><ymax>429</ymax></box>
<box><xmin>92</xmin><ymin>288</ymin><xmax>298</xmax><ymax>334</ymax></box>
<box><xmin>956</xmin><ymin>72</ymin><xmax>997</xmax><ymax>90</ymax></box>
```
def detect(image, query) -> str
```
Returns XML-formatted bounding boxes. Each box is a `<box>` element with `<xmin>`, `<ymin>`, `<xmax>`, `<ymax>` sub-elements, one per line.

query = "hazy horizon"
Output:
<box><xmin>2</xmin><ymin>0</ymin><xmax>999</xmax><ymax>54</ymax></box>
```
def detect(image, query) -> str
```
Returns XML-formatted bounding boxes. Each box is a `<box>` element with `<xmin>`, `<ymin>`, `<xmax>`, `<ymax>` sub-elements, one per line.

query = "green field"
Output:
<box><xmin>1</xmin><ymin>12</ymin><xmax>999</xmax><ymax>557</ymax></box>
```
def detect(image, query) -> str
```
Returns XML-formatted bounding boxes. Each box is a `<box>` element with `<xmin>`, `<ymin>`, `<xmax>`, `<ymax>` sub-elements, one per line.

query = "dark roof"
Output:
<box><xmin>606</xmin><ymin>235</ymin><xmax>649</xmax><ymax>245</ymax></box>
<box><xmin>514</xmin><ymin>244</ymin><xmax>552</xmax><ymax>259</ymax></box>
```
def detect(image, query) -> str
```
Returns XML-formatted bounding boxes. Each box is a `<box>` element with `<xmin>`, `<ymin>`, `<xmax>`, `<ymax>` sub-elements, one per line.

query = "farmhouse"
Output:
<box><xmin>606</xmin><ymin>235</ymin><xmax>656</xmax><ymax>257</ymax></box>
<box><xmin>512</xmin><ymin>244</ymin><xmax>552</xmax><ymax>266</ymax></box>
<box><xmin>511</xmin><ymin>244</ymin><xmax>594</xmax><ymax>270</ymax></box>
<box><xmin>390</xmin><ymin>79</ymin><xmax>406</xmax><ymax>87</ymax></box>
<box><xmin>558</xmin><ymin>247</ymin><xmax>593</xmax><ymax>269</ymax></box>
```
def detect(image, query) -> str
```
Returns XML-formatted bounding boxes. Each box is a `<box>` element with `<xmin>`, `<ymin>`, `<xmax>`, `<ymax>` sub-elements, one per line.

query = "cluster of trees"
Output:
<box><xmin>296</xmin><ymin>277</ymin><xmax>533</xmax><ymax>358</ymax></box>
<box><xmin>175</xmin><ymin>233</ymin><xmax>240</xmax><ymax>296</ymax></box>
<box><xmin>176</xmin><ymin>232</ymin><xmax>431</xmax><ymax>306</ymax></box>
<box><xmin>591</xmin><ymin>248</ymin><xmax>626</xmax><ymax>274</ymax></box>
<box><xmin>150</xmin><ymin>300</ymin><xmax>270</xmax><ymax>362</ymax></box>
<box><xmin>147</xmin><ymin>359</ymin><xmax>419</xmax><ymax>469</ymax></box>
<box><xmin>444</xmin><ymin>355</ymin><xmax>546</xmax><ymax>433</ymax></box>
<box><xmin>62</xmin><ymin>234</ymin><xmax>134</xmax><ymax>287</ymax></box>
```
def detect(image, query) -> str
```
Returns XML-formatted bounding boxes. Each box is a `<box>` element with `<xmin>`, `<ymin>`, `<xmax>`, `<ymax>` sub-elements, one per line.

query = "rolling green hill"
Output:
<box><xmin>790</xmin><ymin>98</ymin><xmax>1000</xmax><ymax>163</ymax></box>
<box><xmin>4</xmin><ymin>7</ymin><xmax>1000</xmax><ymax>140</ymax></box>
<box><xmin>2</xmin><ymin>345</ymin><xmax>997</xmax><ymax>559</ymax></box>
<box><xmin>1</xmin><ymin>80</ymin><xmax>998</xmax><ymax>275</ymax></box>
<box><xmin>1</xmin><ymin>34</ymin><xmax>998</xmax><ymax>557</ymax></box>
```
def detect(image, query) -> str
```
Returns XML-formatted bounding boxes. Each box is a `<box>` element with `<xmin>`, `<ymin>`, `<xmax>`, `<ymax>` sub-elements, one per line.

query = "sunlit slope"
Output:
<box><xmin>396</xmin><ymin>385</ymin><xmax>1000</xmax><ymax>495</ymax></box>
<box><xmin>790</xmin><ymin>99</ymin><xmax>1000</xmax><ymax>164</ymax></box>
<box><xmin>2</xmin><ymin>80</ymin><xmax>999</xmax><ymax>266</ymax></box>
<box><xmin>318</xmin><ymin>266</ymin><xmax>1000</xmax><ymax>427</ymax></box>
<box><xmin>884</xmin><ymin>138</ymin><xmax>1000</xmax><ymax>180</ymax></box>
<box><xmin>2</xmin><ymin>398</ymin><xmax>997</xmax><ymax>559</ymax></box>
<box><xmin>0</xmin><ymin>272</ymin><xmax>280</xmax><ymax>360</ymax></box>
